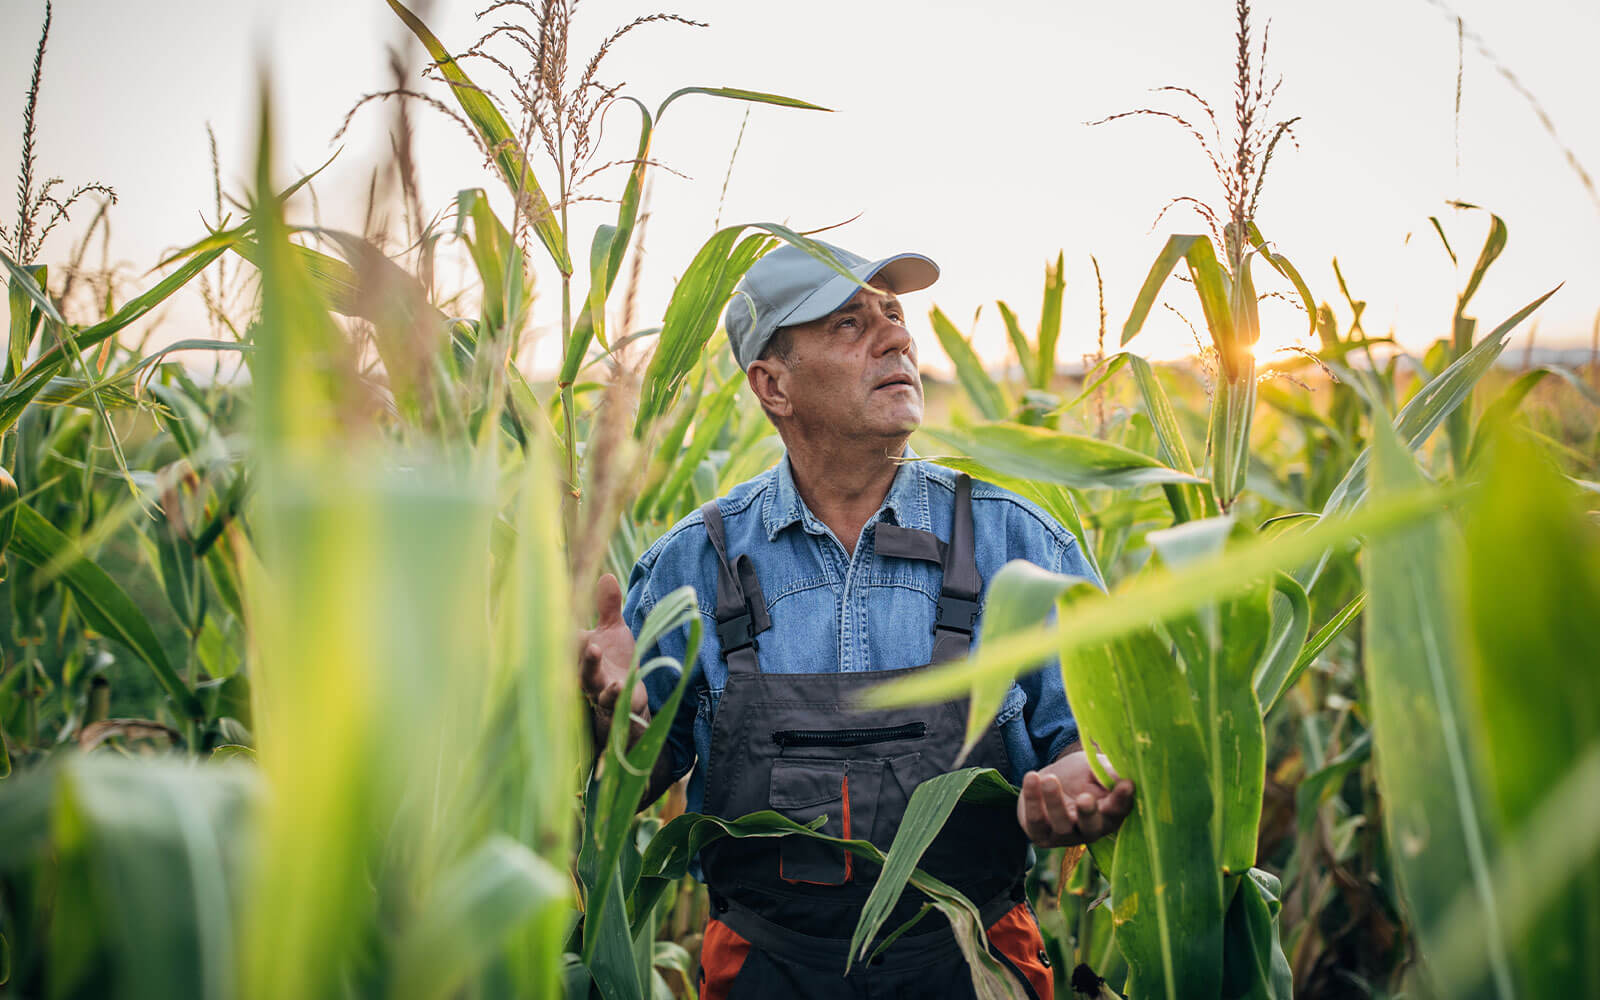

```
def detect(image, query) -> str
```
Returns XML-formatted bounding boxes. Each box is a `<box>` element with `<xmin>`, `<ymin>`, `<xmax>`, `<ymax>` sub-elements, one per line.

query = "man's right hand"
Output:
<box><xmin>579</xmin><ymin>573</ymin><xmax>647</xmax><ymax>750</ymax></box>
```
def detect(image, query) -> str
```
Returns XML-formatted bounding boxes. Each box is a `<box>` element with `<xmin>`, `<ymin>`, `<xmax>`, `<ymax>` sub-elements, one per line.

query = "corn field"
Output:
<box><xmin>1</xmin><ymin>2</ymin><xmax>1597</xmax><ymax>999</ymax></box>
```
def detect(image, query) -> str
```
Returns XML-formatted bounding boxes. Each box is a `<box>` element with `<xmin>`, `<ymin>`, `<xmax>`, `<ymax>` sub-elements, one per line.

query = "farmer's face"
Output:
<box><xmin>766</xmin><ymin>277</ymin><xmax>924</xmax><ymax>442</ymax></box>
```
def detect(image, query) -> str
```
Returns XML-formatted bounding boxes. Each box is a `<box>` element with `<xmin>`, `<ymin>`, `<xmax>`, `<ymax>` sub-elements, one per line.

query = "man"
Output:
<box><xmin>580</xmin><ymin>240</ymin><xmax>1134</xmax><ymax>1000</ymax></box>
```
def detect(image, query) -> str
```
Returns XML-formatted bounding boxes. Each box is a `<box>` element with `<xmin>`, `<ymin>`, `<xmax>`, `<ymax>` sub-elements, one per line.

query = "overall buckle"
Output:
<box><xmin>934</xmin><ymin>594</ymin><xmax>982</xmax><ymax>635</ymax></box>
<box><xmin>717</xmin><ymin>612</ymin><xmax>756</xmax><ymax>652</ymax></box>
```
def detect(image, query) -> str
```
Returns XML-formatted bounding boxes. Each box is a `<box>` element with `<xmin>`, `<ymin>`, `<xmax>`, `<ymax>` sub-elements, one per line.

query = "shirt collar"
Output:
<box><xmin>763</xmin><ymin>447</ymin><xmax>933</xmax><ymax>541</ymax></box>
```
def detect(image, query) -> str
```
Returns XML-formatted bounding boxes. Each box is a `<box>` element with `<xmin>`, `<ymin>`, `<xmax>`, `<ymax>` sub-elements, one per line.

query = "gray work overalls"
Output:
<box><xmin>694</xmin><ymin>475</ymin><xmax>1053</xmax><ymax>999</ymax></box>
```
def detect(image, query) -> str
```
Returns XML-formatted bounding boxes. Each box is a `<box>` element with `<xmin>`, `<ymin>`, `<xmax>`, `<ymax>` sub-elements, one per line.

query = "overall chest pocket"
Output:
<box><xmin>766</xmin><ymin>722</ymin><xmax>932</xmax><ymax>886</ymax></box>
<box><xmin>769</xmin><ymin>758</ymin><xmax>852</xmax><ymax>885</ymax></box>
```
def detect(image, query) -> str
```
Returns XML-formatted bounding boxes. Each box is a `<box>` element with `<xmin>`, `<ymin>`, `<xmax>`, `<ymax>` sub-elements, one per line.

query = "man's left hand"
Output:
<box><xmin>1016</xmin><ymin>749</ymin><xmax>1135</xmax><ymax>847</ymax></box>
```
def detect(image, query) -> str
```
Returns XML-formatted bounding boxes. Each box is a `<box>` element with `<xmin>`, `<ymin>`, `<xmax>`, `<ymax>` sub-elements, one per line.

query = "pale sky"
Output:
<box><xmin>2</xmin><ymin>0</ymin><xmax>1597</xmax><ymax>373</ymax></box>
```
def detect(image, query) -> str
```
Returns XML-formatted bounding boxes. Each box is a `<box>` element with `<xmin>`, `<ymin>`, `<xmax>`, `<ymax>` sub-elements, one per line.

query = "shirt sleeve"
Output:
<box><xmin>625</xmin><ymin>557</ymin><xmax>700</xmax><ymax>784</ymax></box>
<box><xmin>1018</xmin><ymin>533</ymin><xmax>1103</xmax><ymax>766</ymax></box>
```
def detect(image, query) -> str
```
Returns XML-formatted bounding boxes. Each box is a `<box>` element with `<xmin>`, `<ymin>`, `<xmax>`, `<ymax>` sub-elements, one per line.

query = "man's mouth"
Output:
<box><xmin>874</xmin><ymin>373</ymin><xmax>917</xmax><ymax>391</ymax></box>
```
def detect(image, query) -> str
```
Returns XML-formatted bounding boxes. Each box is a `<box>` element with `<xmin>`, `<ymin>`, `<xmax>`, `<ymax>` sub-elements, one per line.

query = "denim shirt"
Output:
<box><xmin>628</xmin><ymin>454</ymin><xmax>1100</xmax><ymax>817</ymax></box>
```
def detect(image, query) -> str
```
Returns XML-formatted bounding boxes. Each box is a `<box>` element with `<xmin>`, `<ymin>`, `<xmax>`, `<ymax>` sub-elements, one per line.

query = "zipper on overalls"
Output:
<box><xmin>770</xmin><ymin>721</ymin><xmax>927</xmax><ymax>749</ymax></box>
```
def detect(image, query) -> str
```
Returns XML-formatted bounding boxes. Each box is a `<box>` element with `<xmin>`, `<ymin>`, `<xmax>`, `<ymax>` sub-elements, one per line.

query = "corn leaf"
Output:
<box><xmin>637</xmin><ymin>802</ymin><xmax>1024</xmax><ymax>999</ymax></box>
<box><xmin>384</xmin><ymin>0</ymin><xmax>569</xmax><ymax>273</ymax></box>
<box><xmin>1220</xmin><ymin>869</ymin><xmax>1294</xmax><ymax>1000</ymax></box>
<box><xmin>1246</xmin><ymin>224</ymin><xmax>1316</xmax><ymax>338</ymax></box>
<box><xmin>1453</xmin><ymin>429</ymin><xmax>1600</xmax><ymax>997</ymax></box>
<box><xmin>1319</xmin><ymin>285</ymin><xmax>1560</xmax><ymax>524</ymax></box>
<box><xmin>846</xmin><ymin>767</ymin><xmax>1017</xmax><ymax>967</ymax></box>
<box><xmin>635</xmin><ymin>223</ymin><xmax>861</xmax><ymax>434</ymax></box>
<box><xmin>1120</xmin><ymin>235</ymin><xmax>1234</xmax><ymax>366</ymax></box>
<box><xmin>1253</xmin><ymin>573</ymin><xmax>1311</xmax><ymax>713</ymax></box>
<box><xmin>997</xmin><ymin>301</ymin><xmax>1035</xmax><ymax>387</ymax></box>
<box><xmin>391</xmin><ymin>838</ymin><xmax>570</xmax><ymax>1000</ymax></box>
<box><xmin>930</xmin><ymin>306</ymin><xmax>1009</xmax><ymax>420</ymax></box>
<box><xmin>1148</xmin><ymin>518</ymin><xmax>1268</xmax><ymax>876</ymax></box>
<box><xmin>1035</xmin><ymin>252</ymin><xmax>1065</xmax><ymax>390</ymax></box>
<box><xmin>860</xmin><ymin>480</ymin><xmax>1450</xmax><ymax>711</ymax></box>
<box><xmin>918</xmin><ymin>455</ymin><xmax>1104</xmax><ymax>584</ymax></box>
<box><xmin>1060</xmin><ymin>593</ymin><xmax>1224</xmax><ymax>1000</ymax></box>
<box><xmin>580</xmin><ymin>587</ymin><xmax>702</xmax><ymax>964</ymax></box>
<box><xmin>1465</xmin><ymin>365</ymin><xmax>1600</xmax><ymax>470</ymax></box>
<box><xmin>1121</xmin><ymin>353</ymin><xmax>1213</xmax><ymax>522</ymax></box>
<box><xmin>921</xmin><ymin>422</ymin><xmax>1204</xmax><ymax>492</ymax></box>
<box><xmin>649</xmin><ymin>374</ymin><xmax>740</xmax><ymax>520</ymax></box>
<box><xmin>1362</xmin><ymin>417</ymin><xmax>1513</xmax><ymax>1000</ymax></box>
<box><xmin>955</xmin><ymin>561</ymin><xmax>1089</xmax><ymax>762</ymax></box>
<box><xmin>9</xmin><ymin>504</ymin><xmax>203</xmax><ymax>720</ymax></box>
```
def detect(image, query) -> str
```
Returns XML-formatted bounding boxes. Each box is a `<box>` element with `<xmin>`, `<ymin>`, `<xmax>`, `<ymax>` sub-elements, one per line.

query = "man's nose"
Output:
<box><xmin>874</xmin><ymin>313</ymin><xmax>913</xmax><ymax>356</ymax></box>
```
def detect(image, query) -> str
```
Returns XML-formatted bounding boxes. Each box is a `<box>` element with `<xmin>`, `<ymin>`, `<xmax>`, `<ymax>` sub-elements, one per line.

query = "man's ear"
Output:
<box><xmin>746</xmin><ymin>358</ymin><xmax>793</xmax><ymax>419</ymax></box>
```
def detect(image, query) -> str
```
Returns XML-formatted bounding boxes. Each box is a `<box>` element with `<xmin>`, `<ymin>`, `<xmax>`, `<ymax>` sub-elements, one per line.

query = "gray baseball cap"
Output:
<box><xmin>723</xmin><ymin>240</ymin><xmax>939</xmax><ymax>369</ymax></box>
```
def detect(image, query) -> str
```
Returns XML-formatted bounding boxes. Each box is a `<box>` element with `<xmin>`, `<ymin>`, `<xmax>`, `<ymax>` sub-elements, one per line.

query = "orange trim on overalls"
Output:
<box><xmin>988</xmin><ymin>903</ymin><xmax>1054</xmax><ymax>1000</ymax></box>
<box><xmin>698</xmin><ymin>918</ymin><xmax>752</xmax><ymax>1000</ymax></box>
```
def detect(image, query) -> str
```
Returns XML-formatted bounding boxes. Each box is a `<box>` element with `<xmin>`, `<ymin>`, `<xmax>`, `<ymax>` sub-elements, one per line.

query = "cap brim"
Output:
<box><xmin>777</xmin><ymin>252</ymin><xmax>940</xmax><ymax>328</ymax></box>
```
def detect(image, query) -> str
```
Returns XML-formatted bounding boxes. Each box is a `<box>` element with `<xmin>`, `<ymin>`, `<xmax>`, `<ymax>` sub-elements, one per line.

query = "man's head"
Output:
<box><xmin>723</xmin><ymin>241</ymin><xmax>939</xmax><ymax>447</ymax></box>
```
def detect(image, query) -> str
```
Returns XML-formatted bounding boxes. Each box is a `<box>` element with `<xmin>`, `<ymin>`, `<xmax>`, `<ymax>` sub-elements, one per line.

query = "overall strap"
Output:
<box><xmin>701</xmin><ymin>501</ymin><xmax>770</xmax><ymax>675</ymax></box>
<box><xmin>931</xmin><ymin>474</ymin><xmax>982</xmax><ymax>663</ymax></box>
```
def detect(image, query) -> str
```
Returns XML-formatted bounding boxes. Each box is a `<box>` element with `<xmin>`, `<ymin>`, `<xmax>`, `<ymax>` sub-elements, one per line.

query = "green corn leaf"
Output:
<box><xmin>455</xmin><ymin>188</ymin><xmax>532</xmax><ymax>338</ymax></box>
<box><xmin>1122</xmin><ymin>352</ymin><xmax>1213</xmax><ymax>522</ymax></box>
<box><xmin>956</xmin><ymin>562</ymin><xmax>1089</xmax><ymax>762</ymax></box>
<box><xmin>847</xmin><ymin>767</ymin><xmax>1017</xmax><ymax>967</ymax></box>
<box><xmin>1253</xmin><ymin>573</ymin><xmax>1310</xmax><ymax>713</ymax></box>
<box><xmin>1209</xmin><ymin>368</ymin><xmax>1256</xmax><ymax>509</ymax></box>
<box><xmin>0</xmin><ymin>759</ymin><xmax>257</xmax><ymax>999</ymax></box>
<box><xmin>859</xmin><ymin>480</ymin><xmax>1450</xmax><ymax>712</ymax></box>
<box><xmin>930</xmin><ymin>305</ymin><xmax>1009</xmax><ymax>419</ymax></box>
<box><xmin>649</xmin><ymin>374</ymin><xmax>740</xmax><ymax>521</ymax></box>
<box><xmin>1453</xmin><ymin>428</ymin><xmax>1600</xmax><ymax>998</ymax></box>
<box><xmin>1060</xmin><ymin>595</ymin><xmax>1224</xmax><ymax>1000</ymax></box>
<box><xmin>1121</xmin><ymin>235</ymin><xmax>1234</xmax><ymax>369</ymax></box>
<box><xmin>634</xmin><ymin>226</ymin><xmax>768</xmax><ymax>430</ymax></box>
<box><xmin>1294</xmin><ymin>732</ymin><xmax>1371</xmax><ymax>842</ymax></box>
<box><xmin>581</xmin><ymin>587</ymin><xmax>703</xmax><ymax>965</ymax></box>
<box><xmin>921</xmin><ymin>422</ymin><xmax>1204</xmax><ymax>492</ymax></box>
<box><xmin>1458</xmin><ymin>212</ymin><xmax>1508</xmax><ymax>318</ymax></box>
<box><xmin>1246</xmin><ymin>223</ymin><xmax>1316</xmax><ymax>338</ymax></box>
<box><xmin>635</xmin><ymin>223</ymin><xmax>862</xmax><ymax>434</ymax></box>
<box><xmin>658</xmin><ymin>86</ymin><xmax>831</xmax><ymax>117</ymax></box>
<box><xmin>6</xmin><ymin>262</ymin><xmax>51</xmax><ymax>377</ymax></box>
<box><xmin>1</xmin><ymin>253</ymin><xmax>63</xmax><ymax>328</ymax></box>
<box><xmin>1319</xmin><ymin>285</ymin><xmax>1560</xmax><ymax>524</ymax></box>
<box><xmin>996</xmin><ymin>301</ymin><xmax>1035</xmax><ymax>388</ymax></box>
<box><xmin>28</xmin><ymin>377</ymin><xmax>141</xmax><ymax>410</ymax></box>
<box><xmin>1148</xmin><ymin>518</ymin><xmax>1268</xmax><ymax>877</ymax></box>
<box><xmin>1263</xmin><ymin>593</ymin><xmax>1365</xmax><ymax>717</ymax></box>
<box><xmin>391</xmin><ymin>838</ymin><xmax>570</xmax><ymax>1000</ymax></box>
<box><xmin>1</xmin><ymin>246</ymin><xmax>228</xmax><ymax>434</ymax></box>
<box><xmin>1220</xmin><ymin>869</ymin><xmax>1294</xmax><ymax>1000</ymax></box>
<box><xmin>564</xmin><ymin>88</ymin><xmax>826</xmax><ymax>389</ymax></box>
<box><xmin>636</xmin><ymin>801</ymin><xmax>1024</xmax><ymax>1000</ymax></box>
<box><xmin>919</xmin><ymin>455</ymin><xmax>1104</xmax><ymax>584</ymax></box>
<box><xmin>384</xmin><ymin>0</ymin><xmax>569</xmax><ymax>273</ymax></box>
<box><xmin>1465</xmin><ymin>365</ymin><xmax>1600</xmax><ymax>470</ymax></box>
<box><xmin>1429</xmin><ymin>744</ymin><xmax>1600</xmax><ymax>999</ymax></box>
<box><xmin>1036</xmin><ymin>252</ymin><xmax>1065</xmax><ymax>390</ymax></box>
<box><xmin>9</xmin><ymin>503</ymin><xmax>203</xmax><ymax>720</ymax></box>
<box><xmin>1362</xmin><ymin>417</ymin><xmax>1513</xmax><ymax>1000</ymax></box>
<box><xmin>560</xmin><ymin>226</ymin><xmax>619</xmax><ymax>385</ymax></box>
